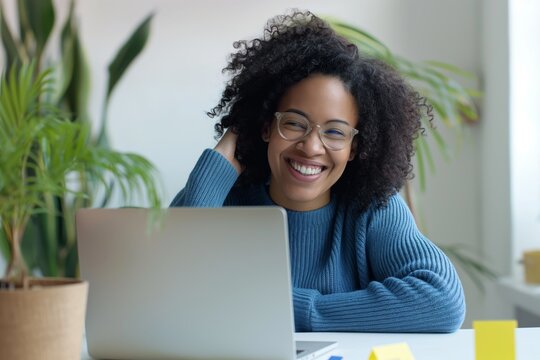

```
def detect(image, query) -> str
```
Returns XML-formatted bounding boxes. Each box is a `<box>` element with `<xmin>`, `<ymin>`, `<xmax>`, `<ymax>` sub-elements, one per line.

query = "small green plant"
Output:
<box><xmin>0</xmin><ymin>0</ymin><xmax>157</xmax><ymax>277</ymax></box>
<box><xmin>0</xmin><ymin>64</ymin><xmax>161</xmax><ymax>286</ymax></box>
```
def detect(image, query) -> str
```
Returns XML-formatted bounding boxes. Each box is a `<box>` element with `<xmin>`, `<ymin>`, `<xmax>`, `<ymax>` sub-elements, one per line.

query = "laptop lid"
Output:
<box><xmin>77</xmin><ymin>207</ymin><xmax>300</xmax><ymax>360</ymax></box>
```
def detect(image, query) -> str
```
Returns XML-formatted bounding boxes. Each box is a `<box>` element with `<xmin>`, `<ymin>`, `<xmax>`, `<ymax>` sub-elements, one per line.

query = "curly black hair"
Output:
<box><xmin>208</xmin><ymin>10</ymin><xmax>430</xmax><ymax>214</ymax></box>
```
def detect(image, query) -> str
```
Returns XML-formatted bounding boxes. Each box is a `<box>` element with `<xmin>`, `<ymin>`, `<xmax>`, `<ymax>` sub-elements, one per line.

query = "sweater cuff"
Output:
<box><xmin>292</xmin><ymin>288</ymin><xmax>317</xmax><ymax>332</ymax></box>
<box><xmin>182</xmin><ymin>149</ymin><xmax>238</xmax><ymax>206</ymax></box>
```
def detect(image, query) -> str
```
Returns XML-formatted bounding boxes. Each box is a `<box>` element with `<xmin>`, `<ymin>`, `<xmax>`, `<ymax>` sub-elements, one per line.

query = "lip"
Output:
<box><xmin>285</xmin><ymin>157</ymin><xmax>327</xmax><ymax>182</ymax></box>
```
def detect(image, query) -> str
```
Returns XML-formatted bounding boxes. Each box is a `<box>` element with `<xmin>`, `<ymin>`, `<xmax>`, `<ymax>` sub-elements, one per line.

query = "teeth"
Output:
<box><xmin>289</xmin><ymin>160</ymin><xmax>322</xmax><ymax>176</ymax></box>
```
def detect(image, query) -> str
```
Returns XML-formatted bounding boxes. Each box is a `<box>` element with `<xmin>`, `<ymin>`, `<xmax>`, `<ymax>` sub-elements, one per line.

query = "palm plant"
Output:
<box><xmin>0</xmin><ymin>0</ymin><xmax>157</xmax><ymax>277</ymax></box>
<box><xmin>0</xmin><ymin>64</ymin><xmax>161</xmax><ymax>287</ymax></box>
<box><xmin>326</xmin><ymin>17</ymin><xmax>494</xmax><ymax>289</ymax></box>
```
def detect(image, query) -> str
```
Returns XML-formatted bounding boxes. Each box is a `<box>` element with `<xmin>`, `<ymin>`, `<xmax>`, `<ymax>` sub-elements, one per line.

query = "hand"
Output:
<box><xmin>214</xmin><ymin>129</ymin><xmax>244</xmax><ymax>174</ymax></box>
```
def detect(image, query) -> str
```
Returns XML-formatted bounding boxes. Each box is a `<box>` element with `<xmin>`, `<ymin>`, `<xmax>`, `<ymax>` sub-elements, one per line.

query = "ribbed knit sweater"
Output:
<box><xmin>170</xmin><ymin>149</ymin><xmax>466</xmax><ymax>332</ymax></box>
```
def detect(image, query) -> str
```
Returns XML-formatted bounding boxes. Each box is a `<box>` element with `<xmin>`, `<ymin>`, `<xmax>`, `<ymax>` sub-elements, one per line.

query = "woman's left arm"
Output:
<box><xmin>293</xmin><ymin>195</ymin><xmax>466</xmax><ymax>333</ymax></box>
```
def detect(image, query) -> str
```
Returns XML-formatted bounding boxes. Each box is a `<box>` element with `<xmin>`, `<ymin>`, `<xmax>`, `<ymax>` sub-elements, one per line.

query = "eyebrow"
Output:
<box><xmin>285</xmin><ymin>108</ymin><xmax>352</xmax><ymax>126</ymax></box>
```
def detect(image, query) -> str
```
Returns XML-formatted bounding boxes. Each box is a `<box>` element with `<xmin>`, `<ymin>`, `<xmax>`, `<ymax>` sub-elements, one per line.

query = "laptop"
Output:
<box><xmin>76</xmin><ymin>207</ymin><xmax>337</xmax><ymax>360</ymax></box>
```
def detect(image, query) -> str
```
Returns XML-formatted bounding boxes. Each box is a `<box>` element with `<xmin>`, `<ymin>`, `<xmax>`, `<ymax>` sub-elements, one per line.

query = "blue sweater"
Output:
<box><xmin>171</xmin><ymin>149</ymin><xmax>466</xmax><ymax>332</ymax></box>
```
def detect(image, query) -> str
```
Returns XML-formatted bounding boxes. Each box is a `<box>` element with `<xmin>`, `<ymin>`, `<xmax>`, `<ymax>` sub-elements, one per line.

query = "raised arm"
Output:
<box><xmin>170</xmin><ymin>131</ymin><xmax>242</xmax><ymax>207</ymax></box>
<box><xmin>293</xmin><ymin>195</ymin><xmax>465</xmax><ymax>333</ymax></box>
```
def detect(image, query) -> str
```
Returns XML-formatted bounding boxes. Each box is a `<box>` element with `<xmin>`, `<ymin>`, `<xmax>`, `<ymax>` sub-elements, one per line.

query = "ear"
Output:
<box><xmin>348</xmin><ymin>139</ymin><xmax>358</xmax><ymax>161</ymax></box>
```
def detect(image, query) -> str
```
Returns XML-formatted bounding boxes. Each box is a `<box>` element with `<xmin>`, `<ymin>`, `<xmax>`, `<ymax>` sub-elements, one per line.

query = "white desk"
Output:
<box><xmin>297</xmin><ymin>329</ymin><xmax>539</xmax><ymax>359</ymax></box>
<box><xmin>82</xmin><ymin>328</ymin><xmax>540</xmax><ymax>359</ymax></box>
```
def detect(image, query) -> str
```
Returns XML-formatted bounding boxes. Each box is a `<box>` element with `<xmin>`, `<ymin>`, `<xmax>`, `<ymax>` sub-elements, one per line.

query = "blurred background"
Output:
<box><xmin>1</xmin><ymin>0</ymin><xmax>539</xmax><ymax>328</ymax></box>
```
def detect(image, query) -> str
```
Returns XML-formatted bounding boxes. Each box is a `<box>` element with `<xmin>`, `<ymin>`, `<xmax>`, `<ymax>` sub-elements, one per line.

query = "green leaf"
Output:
<box><xmin>58</xmin><ymin>0</ymin><xmax>76</xmax><ymax>102</ymax></box>
<box><xmin>418</xmin><ymin>133</ymin><xmax>435</xmax><ymax>174</ymax></box>
<box><xmin>423</xmin><ymin>60</ymin><xmax>475</xmax><ymax>79</ymax></box>
<box><xmin>458</xmin><ymin>101</ymin><xmax>479</xmax><ymax>121</ymax></box>
<box><xmin>428</xmin><ymin>125</ymin><xmax>451</xmax><ymax>162</ymax></box>
<box><xmin>98</xmin><ymin>13</ymin><xmax>154</xmax><ymax>147</ymax></box>
<box><xmin>0</xmin><ymin>227</ymin><xmax>11</xmax><ymax>264</ymax></box>
<box><xmin>325</xmin><ymin>16</ymin><xmax>393</xmax><ymax>60</ymax></box>
<box><xmin>20</xmin><ymin>0</ymin><xmax>55</xmax><ymax>56</ymax></box>
<box><xmin>42</xmin><ymin>193</ymin><xmax>59</xmax><ymax>276</ymax></box>
<box><xmin>16</xmin><ymin>0</ymin><xmax>29</xmax><ymax>51</ymax></box>
<box><xmin>466</xmin><ymin>88</ymin><xmax>483</xmax><ymax>98</ymax></box>
<box><xmin>105</xmin><ymin>13</ymin><xmax>153</xmax><ymax>100</ymax></box>
<box><xmin>414</xmin><ymin>137</ymin><xmax>426</xmax><ymax>191</ymax></box>
<box><xmin>0</xmin><ymin>3</ymin><xmax>23</xmax><ymax>71</ymax></box>
<box><xmin>59</xmin><ymin>12</ymin><xmax>91</xmax><ymax>124</ymax></box>
<box><xmin>64</xmin><ymin>243</ymin><xmax>79</xmax><ymax>277</ymax></box>
<box><xmin>20</xmin><ymin>216</ymin><xmax>40</xmax><ymax>272</ymax></box>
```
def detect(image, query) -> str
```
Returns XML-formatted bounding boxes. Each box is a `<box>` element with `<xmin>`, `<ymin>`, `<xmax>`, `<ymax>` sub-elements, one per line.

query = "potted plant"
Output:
<box><xmin>0</xmin><ymin>0</ymin><xmax>155</xmax><ymax>278</ymax></box>
<box><xmin>0</xmin><ymin>63</ymin><xmax>161</xmax><ymax>359</ymax></box>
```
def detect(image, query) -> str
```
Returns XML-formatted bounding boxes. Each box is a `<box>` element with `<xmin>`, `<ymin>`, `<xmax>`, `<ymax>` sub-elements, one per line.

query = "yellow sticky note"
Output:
<box><xmin>473</xmin><ymin>320</ymin><xmax>517</xmax><ymax>360</ymax></box>
<box><xmin>368</xmin><ymin>342</ymin><xmax>415</xmax><ymax>360</ymax></box>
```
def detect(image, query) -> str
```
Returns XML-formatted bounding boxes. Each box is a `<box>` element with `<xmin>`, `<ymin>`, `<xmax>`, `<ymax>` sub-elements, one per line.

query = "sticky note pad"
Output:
<box><xmin>368</xmin><ymin>342</ymin><xmax>415</xmax><ymax>360</ymax></box>
<box><xmin>473</xmin><ymin>320</ymin><xmax>517</xmax><ymax>360</ymax></box>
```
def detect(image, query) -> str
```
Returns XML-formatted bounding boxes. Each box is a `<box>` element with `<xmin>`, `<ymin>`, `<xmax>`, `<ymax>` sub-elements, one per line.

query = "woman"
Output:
<box><xmin>171</xmin><ymin>11</ymin><xmax>465</xmax><ymax>332</ymax></box>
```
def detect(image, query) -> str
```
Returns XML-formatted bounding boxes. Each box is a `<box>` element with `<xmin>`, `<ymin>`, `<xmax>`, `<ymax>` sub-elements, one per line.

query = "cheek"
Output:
<box><xmin>266</xmin><ymin>136</ymin><xmax>286</xmax><ymax>168</ymax></box>
<box><xmin>335</xmin><ymin>151</ymin><xmax>353</xmax><ymax>169</ymax></box>
<box><xmin>329</xmin><ymin>153</ymin><xmax>353</xmax><ymax>181</ymax></box>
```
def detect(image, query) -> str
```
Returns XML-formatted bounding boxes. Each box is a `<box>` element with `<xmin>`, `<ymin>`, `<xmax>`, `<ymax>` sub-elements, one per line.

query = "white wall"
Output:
<box><xmin>475</xmin><ymin>0</ymin><xmax>513</xmax><ymax>321</ymax></box>
<box><xmin>2</xmin><ymin>0</ymin><xmax>496</xmax><ymax>327</ymax></box>
<box><xmin>509</xmin><ymin>0</ymin><xmax>540</xmax><ymax>279</ymax></box>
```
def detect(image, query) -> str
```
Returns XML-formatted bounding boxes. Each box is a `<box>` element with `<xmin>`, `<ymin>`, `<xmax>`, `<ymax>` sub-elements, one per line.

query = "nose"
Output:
<box><xmin>296</xmin><ymin>126</ymin><xmax>325</xmax><ymax>156</ymax></box>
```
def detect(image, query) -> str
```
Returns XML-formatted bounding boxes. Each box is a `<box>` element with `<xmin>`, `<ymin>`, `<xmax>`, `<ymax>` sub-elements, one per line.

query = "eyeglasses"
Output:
<box><xmin>274</xmin><ymin>111</ymin><xmax>358</xmax><ymax>151</ymax></box>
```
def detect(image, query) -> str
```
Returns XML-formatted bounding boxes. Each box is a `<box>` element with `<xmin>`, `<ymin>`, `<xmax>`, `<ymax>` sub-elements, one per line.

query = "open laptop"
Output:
<box><xmin>76</xmin><ymin>207</ymin><xmax>337</xmax><ymax>360</ymax></box>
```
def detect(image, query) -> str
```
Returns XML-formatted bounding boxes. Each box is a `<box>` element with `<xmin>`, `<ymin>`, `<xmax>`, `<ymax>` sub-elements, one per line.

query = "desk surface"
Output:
<box><xmin>82</xmin><ymin>328</ymin><xmax>540</xmax><ymax>359</ymax></box>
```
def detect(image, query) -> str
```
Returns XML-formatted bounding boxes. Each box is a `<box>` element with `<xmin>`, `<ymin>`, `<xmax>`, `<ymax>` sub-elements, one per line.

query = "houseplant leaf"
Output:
<box><xmin>18</xmin><ymin>0</ymin><xmax>55</xmax><ymax>60</ymax></box>
<box><xmin>324</xmin><ymin>16</ymin><xmax>394</xmax><ymax>62</ymax></box>
<box><xmin>58</xmin><ymin>0</ymin><xmax>90</xmax><ymax>124</ymax></box>
<box><xmin>0</xmin><ymin>3</ymin><xmax>23</xmax><ymax>72</ymax></box>
<box><xmin>97</xmin><ymin>13</ymin><xmax>154</xmax><ymax>148</ymax></box>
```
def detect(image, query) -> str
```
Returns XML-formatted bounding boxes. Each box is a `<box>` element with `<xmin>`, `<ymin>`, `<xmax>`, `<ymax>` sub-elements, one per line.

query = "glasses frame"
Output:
<box><xmin>274</xmin><ymin>111</ymin><xmax>358</xmax><ymax>151</ymax></box>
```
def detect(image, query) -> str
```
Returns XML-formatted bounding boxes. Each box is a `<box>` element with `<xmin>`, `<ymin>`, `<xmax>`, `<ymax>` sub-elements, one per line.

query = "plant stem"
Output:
<box><xmin>43</xmin><ymin>192</ymin><xmax>59</xmax><ymax>276</ymax></box>
<box><xmin>3</xmin><ymin>222</ymin><xmax>29</xmax><ymax>288</ymax></box>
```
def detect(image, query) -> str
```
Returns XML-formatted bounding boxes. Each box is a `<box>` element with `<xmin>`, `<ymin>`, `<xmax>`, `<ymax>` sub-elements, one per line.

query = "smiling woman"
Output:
<box><xmin>265</xmin><ymin>75</ymin><xmax>358</xmax><ymax>211</ymax></box>
<box><xmin>170</xmin><ymin>10</ymin><xmax>465</xmax><ymax>333</ymax></box>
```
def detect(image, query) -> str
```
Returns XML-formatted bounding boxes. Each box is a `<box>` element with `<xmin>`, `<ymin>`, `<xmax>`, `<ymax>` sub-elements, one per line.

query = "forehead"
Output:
<box><xmin>277</xmin><ymin>74</ymin><xmax>358</xmax><ymax>127</ymax></box>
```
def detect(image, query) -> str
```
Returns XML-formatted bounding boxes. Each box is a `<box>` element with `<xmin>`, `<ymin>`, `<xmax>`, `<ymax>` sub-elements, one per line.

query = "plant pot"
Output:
<box><xmin>0</xmin><ymin>277</ymin><xmax>88</xmax><ymax>360</ymax></box>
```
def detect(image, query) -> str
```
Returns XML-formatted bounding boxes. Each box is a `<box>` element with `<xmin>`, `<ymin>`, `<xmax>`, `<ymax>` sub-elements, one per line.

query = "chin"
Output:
<box><xmin>281</xmin><ymin>188</ymin><xmax>329</xmax><ymax>210</ymax></box>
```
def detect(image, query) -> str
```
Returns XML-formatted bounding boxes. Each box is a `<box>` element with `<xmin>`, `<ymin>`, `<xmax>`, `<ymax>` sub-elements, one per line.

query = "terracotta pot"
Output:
<box><xmin>0</xmin><ymin>278</ymin><xmax>88</xmax><ymax>360</ymax></box>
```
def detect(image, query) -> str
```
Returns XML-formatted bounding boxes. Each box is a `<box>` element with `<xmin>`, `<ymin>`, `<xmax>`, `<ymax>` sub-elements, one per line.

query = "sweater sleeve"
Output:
<box><xmin>293</xmin><ymin>195</ymin><xmax>466</xmax><ymax>333</ymax></box>
<box><xmin>169</xmin><ymin>149</ymin><xmax>238</xmax><ymax>207</ymax></box>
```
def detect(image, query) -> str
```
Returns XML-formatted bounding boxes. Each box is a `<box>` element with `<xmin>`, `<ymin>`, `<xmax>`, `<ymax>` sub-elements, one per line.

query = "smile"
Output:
<box><xmin>288</xmin><ymin>159</ymin><xmax>325</xmax><ymax>176</ymax></box>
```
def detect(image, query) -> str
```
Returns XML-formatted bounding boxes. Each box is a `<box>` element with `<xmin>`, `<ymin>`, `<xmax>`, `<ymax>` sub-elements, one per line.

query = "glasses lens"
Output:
<box><xmin>320</xmin><ymin>123</ymin><xmax>352</xmax><ymax>150</ymax></box>
<box><xmin>277</xmin><ymin>113</ymin><xmax>310</xmax><ymax>141</ymax></box>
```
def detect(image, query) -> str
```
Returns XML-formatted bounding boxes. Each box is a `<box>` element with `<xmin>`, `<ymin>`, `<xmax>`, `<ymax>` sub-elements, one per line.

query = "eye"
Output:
<box><xmin>282</xmin><ymin>119</ymin><xmax>308</xmax><ymax>131</ymax></box>
<box><xmin>323</xmin><ymin>127</ymin><xmax>347</xmax><ymax>139</ymax></box>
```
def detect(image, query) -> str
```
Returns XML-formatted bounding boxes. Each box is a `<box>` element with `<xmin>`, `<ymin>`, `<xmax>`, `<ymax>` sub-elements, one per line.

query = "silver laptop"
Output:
<box><xmin>76</xmin><ymin>207</ymin><xmax>337</xmax><ymax>360</ymax></box>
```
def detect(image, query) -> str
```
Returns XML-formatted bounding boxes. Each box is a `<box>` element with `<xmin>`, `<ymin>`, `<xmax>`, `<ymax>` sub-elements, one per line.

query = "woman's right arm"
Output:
<box><xmin>169</xmin><ymin>131</ymin><xmax>242</xmax><ymax>207</ymax></box>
